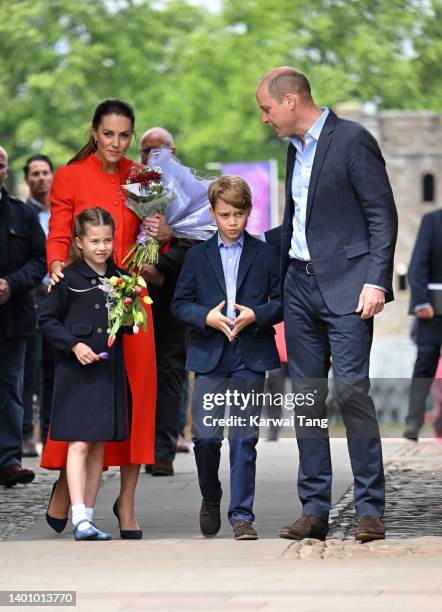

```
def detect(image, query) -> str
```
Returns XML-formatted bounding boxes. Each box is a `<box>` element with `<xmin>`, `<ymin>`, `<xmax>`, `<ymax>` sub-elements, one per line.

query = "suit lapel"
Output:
<box><xmin>305</xmin><ymin>111</ymin><xmax>336</xmax><ymax>227</ymax></box>
<box><xmin>204</xmin><ymin>235</ymin><xmax>226</xmax><ymax>294</ymax></box>
<box><xmin>236</xmin><ymin>232</ymin><xmax>258</xmax><ymax>294</ymax></box>
<box><xmin>285</xmin><ymin>143</ymin><xmax>296</xmax><ymax>214</ymax></box>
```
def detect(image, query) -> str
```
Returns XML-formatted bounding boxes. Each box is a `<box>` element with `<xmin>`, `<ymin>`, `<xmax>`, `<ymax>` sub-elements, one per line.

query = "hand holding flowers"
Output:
<box><xmin>123</xmin><ymin>166</ymin><xmax>175</xmax><ymax>269</ymax></box>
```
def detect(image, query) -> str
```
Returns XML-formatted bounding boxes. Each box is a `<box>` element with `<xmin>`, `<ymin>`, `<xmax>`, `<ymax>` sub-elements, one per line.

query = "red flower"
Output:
<box><xmin>123</xmin><ymin>297</ymin><xmax>132</xmax><ymax>306</ymax></box>
<box><xmin>108</xmin><ymin>335</ymin><xmax>116</xmax><ymax>348</ymax></box>
<box><xmin>126</xmin><ymin>167</ymin><xmax>162</xmax><ymax>185</ymax></box>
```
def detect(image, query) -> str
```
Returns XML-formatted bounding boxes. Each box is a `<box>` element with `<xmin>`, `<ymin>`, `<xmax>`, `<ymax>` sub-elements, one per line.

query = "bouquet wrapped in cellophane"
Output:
<box><xmin>123</xmin><ymin>148</ymin><xmax>216</xmax><ymax>271</ymax></box>
<box><xmin>98</xmin><ymin>273</ymin><xmax>152</xmax><ymax>347</ymax></box>
<box><xmin>123</xmin><ymin>166</ymin><xmax>175</xmax><ymax>268</ymax></box>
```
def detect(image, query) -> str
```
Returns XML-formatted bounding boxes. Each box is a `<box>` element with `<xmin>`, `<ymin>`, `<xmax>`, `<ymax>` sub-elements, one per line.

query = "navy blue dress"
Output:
<box><xmin>39</xmin><ymin>260</ymin><xmax>128</xmax><ymax>442</ymax></box>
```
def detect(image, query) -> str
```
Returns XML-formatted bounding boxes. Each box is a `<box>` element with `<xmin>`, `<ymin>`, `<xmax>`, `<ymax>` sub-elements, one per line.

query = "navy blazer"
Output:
<box><xmin>408</xmin><ymin>209</ymin><xmax>442</xmax><ymax>344</ymax></box>
<box><xmin>171</xmin><ymin>231</ymin><xmax>283</xmax><ymax>373</ymax></box>
<box><xmin>281</xmin><ymin>110</ymin><xmax>398</xmax><ymax>315</ymax></box>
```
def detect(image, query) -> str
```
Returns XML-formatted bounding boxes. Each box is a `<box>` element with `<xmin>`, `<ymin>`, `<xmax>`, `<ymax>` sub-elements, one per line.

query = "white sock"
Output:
<box><xmin>72</xmin><ymin>504</ymin><xmax>89</xmax><ymax>530</ymax></box>
<box><xmin>85</xmin><ymin>507</ymin><xmax>94</xmax><ymax>522</ymax></box>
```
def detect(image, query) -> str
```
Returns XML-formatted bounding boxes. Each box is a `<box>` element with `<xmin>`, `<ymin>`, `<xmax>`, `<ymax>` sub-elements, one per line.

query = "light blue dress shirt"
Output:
<box><xmin>218</xmin><ymin>232</ymin><xmax>244</xmax><ymax>321</ymax></box>
<box><xmin>289</xmin><ymin>107</ymin><xmax>329</xmax><ymax>261</ymax></box>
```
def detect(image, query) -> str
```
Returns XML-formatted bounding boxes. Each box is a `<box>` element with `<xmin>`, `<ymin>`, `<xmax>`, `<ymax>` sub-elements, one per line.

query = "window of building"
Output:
<box><xmin>423</xmin><ymin>173</ymin><xmax>435</xmax><ymax>203</ymax></box>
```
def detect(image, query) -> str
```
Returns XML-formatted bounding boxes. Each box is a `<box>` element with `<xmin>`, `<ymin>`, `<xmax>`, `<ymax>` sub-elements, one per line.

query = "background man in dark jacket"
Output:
<box><xmin>404</xmin><ymin>210</ymin><xmax>442</xmax><ymax>441</ymax></box>
<box><xmin>140</xmin><ymin>128</ymin><xmax>195</xmax><ymax>476</ymax></box>
<box><xmin>0</xmin><ymin>145</ymin><xmax>47</xmax><ymax>486</ymax></box>
<box><xmin>22</xmin><ymin>154</ymin><xmax>54</xmax><ymax>455</ymax></box>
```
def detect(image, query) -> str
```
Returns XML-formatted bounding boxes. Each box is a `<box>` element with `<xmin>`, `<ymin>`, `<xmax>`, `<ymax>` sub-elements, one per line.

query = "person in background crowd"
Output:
<box><xmin>404</xmin><ymin>209</ymin><xmax>442</xmax><ymax>441</ymax></box>
<box><xmin>262</xmin><ymin>225</ymin><xmax>288</xmax><ymax>441</ymax></box>
<box><xmin>0</xmin><ymin>145</ymin><xmax>46</xmax><ymax>486</ymax></box>
<box><xmin>22</xmin><ymin>154</ymin><xmax>54</xmax><ymax>456</ymax></box>
<box><xmin>140</xmin><ymin>127</ymin><xmax>193</xmax><ymax>476</ymax></box>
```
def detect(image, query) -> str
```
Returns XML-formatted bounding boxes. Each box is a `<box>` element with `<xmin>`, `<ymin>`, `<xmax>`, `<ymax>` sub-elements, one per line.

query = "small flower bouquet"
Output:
<box><xmin>123</xmin><ymin>166</ymin><xmax>175</xmax><ymax>268</ymax></box>
<box><xmin>99</xmin><ymin>273</ymin><xmax>153</xmax><ymax>347</ymax></box>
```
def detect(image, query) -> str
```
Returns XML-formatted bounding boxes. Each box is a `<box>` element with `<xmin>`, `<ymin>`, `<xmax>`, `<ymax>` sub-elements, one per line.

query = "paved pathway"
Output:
<box><xmin>1</xmin><ymin>439</ymin><xmax>442</xmax><ymax>611</ymax></box>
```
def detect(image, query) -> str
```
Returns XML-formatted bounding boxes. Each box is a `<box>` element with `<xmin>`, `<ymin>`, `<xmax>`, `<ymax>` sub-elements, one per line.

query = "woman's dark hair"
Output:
<box><xmin>67</xmin><ymin>207</ymin><xmax>116</xmax><ymax>266</ymax></box>
<box><xmin>68</xmin><ymin>98</ymin><xmax>135</xmax><ymax>165</ymax></box>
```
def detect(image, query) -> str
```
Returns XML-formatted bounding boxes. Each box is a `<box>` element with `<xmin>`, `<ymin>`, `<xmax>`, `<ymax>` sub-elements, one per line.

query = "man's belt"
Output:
<box><xmin>291</xmin><ymin>259</ymin><xmax>315</xmax><ymax>275</ymax></box>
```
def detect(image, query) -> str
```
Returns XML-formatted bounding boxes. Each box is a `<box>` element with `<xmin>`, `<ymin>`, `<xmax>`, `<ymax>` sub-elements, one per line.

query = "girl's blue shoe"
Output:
<box><xmin>90</xmin><ymin>523</ymin><xmax>112</xmax><ymax>540</ymax></box>
<box><xmin>73</xmin><ymin>520</ymin><xmax>112</xmax><ymax>541</ymax></box>
<box><xmin>73</xmin><ymin>519</ymin><xmax>99</xmax><ymax>541</ymax></box>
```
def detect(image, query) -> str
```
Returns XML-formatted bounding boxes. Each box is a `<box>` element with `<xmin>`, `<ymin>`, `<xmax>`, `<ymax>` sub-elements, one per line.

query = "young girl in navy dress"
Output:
<box><xmin>40</xmin><ymin>208</ymin><xmax>129</xmax><ymax>541</ymax></box>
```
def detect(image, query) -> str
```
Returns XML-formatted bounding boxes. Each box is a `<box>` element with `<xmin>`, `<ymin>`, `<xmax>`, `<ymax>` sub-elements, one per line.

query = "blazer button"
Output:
<box><xmin>94</xmin><ymin>304</ymin><xmax>100</xmax><ymax>310</ymax></box>
<box><xmin>91</xmin><ymin>279</ymin><xmax>97</xmax><ymax>285</ymax></box>
<box><xmin>114</xmin><ymin>201</ymin><xmax>119</xmax><ymax>206</ymax></box>
<box><xmin>97</xmin><ymin>327</ymin><xmax>103</xmax><ymax>334</ymax></box>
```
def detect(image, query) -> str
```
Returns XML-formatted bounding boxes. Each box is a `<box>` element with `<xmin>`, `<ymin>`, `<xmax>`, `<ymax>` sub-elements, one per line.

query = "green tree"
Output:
<box><xmin>1</xmin><ymin>0</ymin><xmax>441</xmax><ymax>178</ymax></box>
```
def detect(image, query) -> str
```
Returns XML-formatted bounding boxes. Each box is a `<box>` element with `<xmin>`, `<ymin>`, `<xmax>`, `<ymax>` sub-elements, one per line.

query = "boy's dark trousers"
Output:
<box><xmin>192</xmin><ymin>338</ymin><xmax>264</xmax><ymax>525</ymax></box>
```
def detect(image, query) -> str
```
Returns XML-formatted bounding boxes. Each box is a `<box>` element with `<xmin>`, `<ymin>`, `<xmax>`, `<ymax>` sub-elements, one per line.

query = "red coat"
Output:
<box><xmin>41</xmin><ymin>153</ymin><xmax>156</xmax><ymax>468</ymax></box>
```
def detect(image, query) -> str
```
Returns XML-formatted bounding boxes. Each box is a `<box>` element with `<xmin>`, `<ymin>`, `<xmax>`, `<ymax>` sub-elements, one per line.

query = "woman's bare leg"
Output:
<box><xmin>47</xmin><ymin>467</ymin><xmax>71</xmax><ymax>519</ymax></box>
<box><xmin>84</xmin><ymin>442</ymin><xmax>105</xmax><ymax>510</ymax></box>
<box><xmin>116</xmin><ymin>464</ymin><xmax>141</xmax><ymax>530</ymax></box>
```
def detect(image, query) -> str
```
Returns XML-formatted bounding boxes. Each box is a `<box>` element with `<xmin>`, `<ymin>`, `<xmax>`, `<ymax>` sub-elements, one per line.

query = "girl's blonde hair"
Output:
<box><xmin>67</xmin><ymin>207</ymin><xmax>116</xmax><ymax>266</ymax></box>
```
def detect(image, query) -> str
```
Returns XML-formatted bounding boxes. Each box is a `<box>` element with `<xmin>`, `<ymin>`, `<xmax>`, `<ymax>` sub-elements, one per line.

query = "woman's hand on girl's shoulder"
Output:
<box><xmin>72</xmin><ymin>342</ymin><xmax>100</xmax><ymax>365</ymax></box>
<box><xmin>48</xmin><ymin>261</ymin><xmax>66</xmax><ymax>293</ymax></box>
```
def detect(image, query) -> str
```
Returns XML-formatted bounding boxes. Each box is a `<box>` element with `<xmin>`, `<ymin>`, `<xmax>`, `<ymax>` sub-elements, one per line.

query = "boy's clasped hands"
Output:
<box><xmin>205</xmin><ymin>300</ymin><xmax>256</xmax><ymax>342</ymax></box>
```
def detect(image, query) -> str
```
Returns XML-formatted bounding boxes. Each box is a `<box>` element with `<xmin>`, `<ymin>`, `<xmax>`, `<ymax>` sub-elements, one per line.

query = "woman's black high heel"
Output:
<box><xmin>113</xmin><ymin>498</ymin><xmax>143</xmax><ymax>540</ymax></box>
<box><xmin>46</xmin><ymin>481</ymin><xmax>68</xmax><ymax>534</ymax></box>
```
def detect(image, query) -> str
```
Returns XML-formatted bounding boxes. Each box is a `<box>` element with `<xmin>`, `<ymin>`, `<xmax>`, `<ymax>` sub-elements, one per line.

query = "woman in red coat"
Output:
<box><xmin>42</xmin><ymin>98</ymin><xmax>156</xmax><ymax>538</ymax></box>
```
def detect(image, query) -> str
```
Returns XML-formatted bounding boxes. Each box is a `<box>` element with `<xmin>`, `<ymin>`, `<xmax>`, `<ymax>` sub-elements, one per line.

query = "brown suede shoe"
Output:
<box><xmin>232</xmin><ymin>520</ymin><xmax>258</xmax><ymax>540</ymax></box>
<box><xmin>355</xmin><ymin>515</ymin><xmax>385</xmax><ymax>543</ymax></box>
<box><xmin>279</xmin><ymin>514</ymin><xmax>328</xmax><ymax>541</ymax></box>
<box><xmin>0</xmin><ymin>464</ymin><xmax>35</xmax><ymax>487</ymax></box>
<box><xmin>199</xmin><ymin>499</ymin><xmax>221</xmax><ymax>537</ymax></box>
<box><xmin>151</xmin><ymin>459</ymin><xmax>174</xmax><ymax>476</ymax></box>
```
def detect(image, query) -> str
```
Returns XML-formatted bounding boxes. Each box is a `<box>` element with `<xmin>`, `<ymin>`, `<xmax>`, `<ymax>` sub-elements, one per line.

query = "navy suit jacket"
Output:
<box><xmin>171</xmin><ymin>231</ymin><xmax>283</xmax><ymax>373</ymax></box>
<box><xmin>408</xmin><ymin>209</ymin><xmax>442</xmax><ymax>344</ymax></box>
<box><xmin>281</xmin><ymin>110</ymin><xmax>398</xmax><ymax>315</ymax></box>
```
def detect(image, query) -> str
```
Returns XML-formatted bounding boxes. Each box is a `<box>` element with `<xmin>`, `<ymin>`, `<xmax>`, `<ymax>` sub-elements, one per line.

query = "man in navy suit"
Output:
<box><xmin>256</xmin><ymin>67</ymin><xmax>398</xmax><ymax>542</ymax></box>
<box><xmin>172</xmin><ymin>175</ymin><xmax>282</xmax><ymax>540</ymax></box>
<box><xmin>404</xmin><ymin>210</ymin><xmax>442</xmax><ymax>441</ymax></box>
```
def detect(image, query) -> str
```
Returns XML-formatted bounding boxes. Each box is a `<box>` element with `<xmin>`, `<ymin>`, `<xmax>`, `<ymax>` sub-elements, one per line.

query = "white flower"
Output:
<box><xmin>133</xmin><ymin>324</ymin><xmax>139</xmax><ymax>334</ymax></box>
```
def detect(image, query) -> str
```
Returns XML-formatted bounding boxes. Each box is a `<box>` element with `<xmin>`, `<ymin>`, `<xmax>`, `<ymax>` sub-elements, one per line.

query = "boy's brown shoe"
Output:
<box><xmin>355</xmin><ymin>515</ymin><xmax>385</xmax><ymax>543</ymax></box>
<box><xmin>199</xmin><ymin>499</ymin><xmax>221</xmax><ymax>537</ymax></box>
<box><xmin>232</xmin><ymin>520</ymin><xmax>258</xmax><ymax>540</ymax></box>
<box><xmin>279</xmin><ymin>514</ymin><xmax>328</xmax><ymax>541</ymax></box>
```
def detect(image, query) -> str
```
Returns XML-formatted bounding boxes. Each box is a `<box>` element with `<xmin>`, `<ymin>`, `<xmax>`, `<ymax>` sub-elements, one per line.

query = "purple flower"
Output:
<box><xmin>136</xmin><ymin>227</ymin><xmax>147</xmax><ymax>244</ymax></box>
<box><xmin>99</xmin><ymin>352</ymin><xmax>110</xmax><ymax>360</ymax></box>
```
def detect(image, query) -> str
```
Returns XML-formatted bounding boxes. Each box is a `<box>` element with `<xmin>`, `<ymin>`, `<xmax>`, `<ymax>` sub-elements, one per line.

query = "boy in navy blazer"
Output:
<box><xmin>172</xmin><ymin>175</ymin><xmax>282</xmax><ymax>540</ymax></box>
